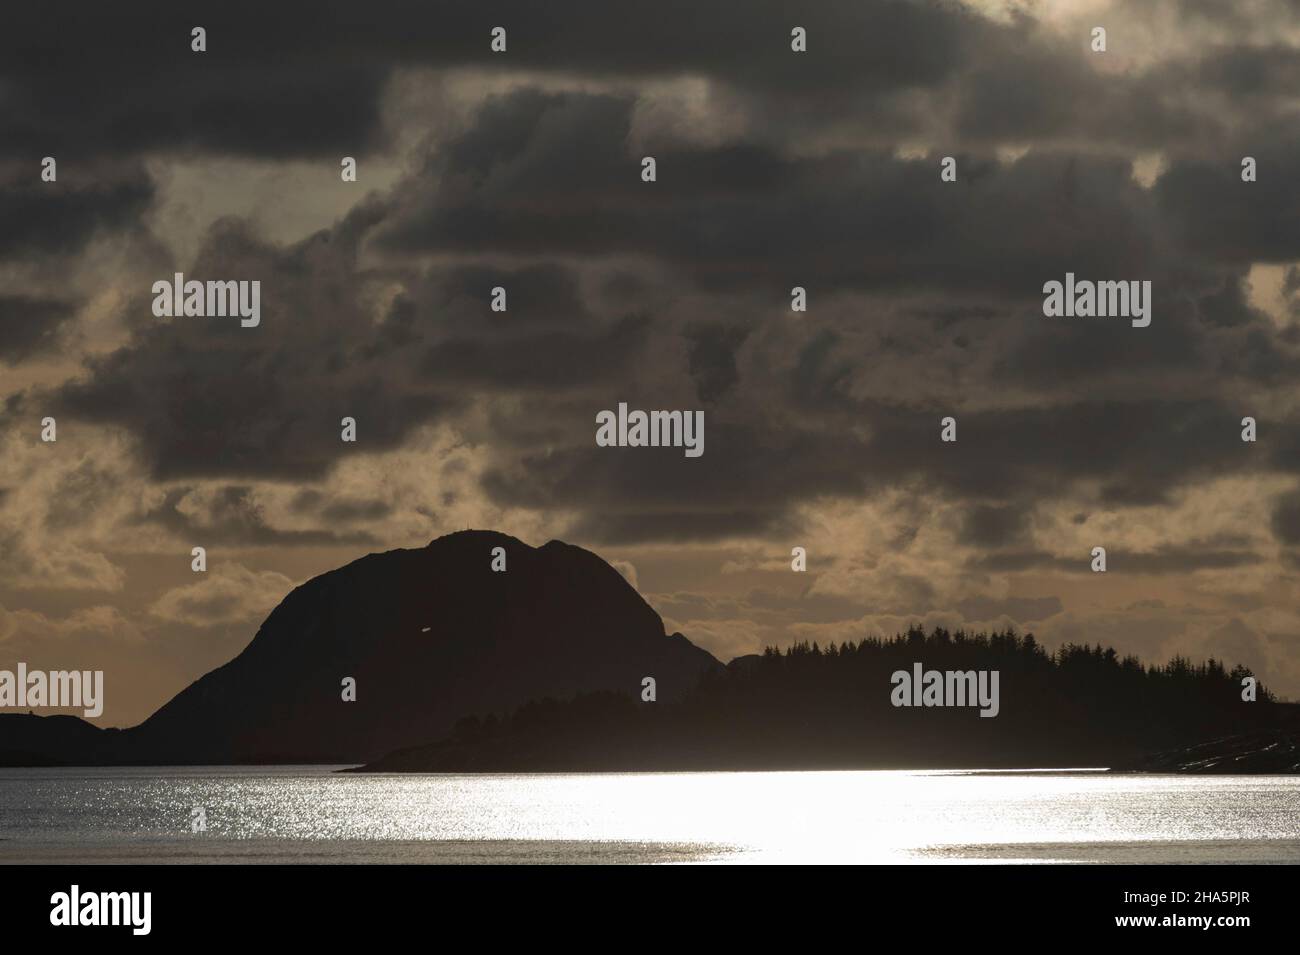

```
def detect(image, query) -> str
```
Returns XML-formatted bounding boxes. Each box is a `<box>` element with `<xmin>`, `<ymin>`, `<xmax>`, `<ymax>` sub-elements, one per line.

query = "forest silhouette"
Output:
<box><xmin>360</xmin><ymin>625</ymin><xmax>1290</xmax><ymax>772</ymax></box>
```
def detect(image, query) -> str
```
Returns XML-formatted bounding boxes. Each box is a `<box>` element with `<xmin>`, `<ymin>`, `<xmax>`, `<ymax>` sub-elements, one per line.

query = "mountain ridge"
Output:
<box><xmin>0</xmin><ymin>530</ymin><xmax>720</xmax><ymax>765</ymax></box>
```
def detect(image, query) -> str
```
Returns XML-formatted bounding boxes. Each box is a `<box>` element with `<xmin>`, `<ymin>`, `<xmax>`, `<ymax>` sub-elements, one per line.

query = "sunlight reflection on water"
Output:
<box><xmin>2</xmin><ymin>767</ymin><xmax>1297</xmax><ymax>863</ymax></box>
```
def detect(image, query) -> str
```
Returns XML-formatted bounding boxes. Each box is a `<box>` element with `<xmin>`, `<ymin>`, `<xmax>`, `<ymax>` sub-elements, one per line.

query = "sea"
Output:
<box><xmin>1</xmin><ymin>766</ymin><xmax>1296</xmax><ymax>864</ymax></box>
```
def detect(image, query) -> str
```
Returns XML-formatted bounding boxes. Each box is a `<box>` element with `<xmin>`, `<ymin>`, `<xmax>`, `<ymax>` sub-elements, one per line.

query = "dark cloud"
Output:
<box><xmin>1270</xmin><ymin>488</ymin><xmax>1300</xmax><ymax>545</ymax></box>
<box><xmin>0</xmin><ymin>164</ymin><xmax>154</xmax><ymax>260</ymax></box>
<box><xmin>1</xmin><ymin>6</ymin><xmax>390</xmax><ymax>161</ymax></box>
<box><xmin>1155</xmin><ymin>131</ymin><xmax>1300</xmax><ymax>266</ymax></box>
<box><xmin>423</xmin><ymin>314</ymin><xmax>651</xmax><ymax>391</ymax></box>
<box><xmin>481</xmin><ymin>420</ymin><xmax>875</xmax><ymax>544</ymax></box>
<box><xmin>0</xmin><ymin>1</ymin><xmax>995</xmax><ymax>162</ymax></box>
<box><xmin>472</xmin><ymin>387</ymin><xmax>1299</xmax><ymax>544</ymax></box>
<box><xmin>377</xmin><ymin>90</ymin><xmax>1191</xmax><ymax>300</ymax></box>
<box><xmin>685</xmin><ymin>322</ymin><xmax>749</xmax><ymax>404</ymax></box>
<box><xmin>959</xmin><ymin>504</ymin><xmax>1031</xmax><ymax>548</ymax></box>
<box><xmin>6</xmin><ymin>69</ymin><xmax>1294</xmax><ymax>548</ymax></box>
<box><xmin>45</xmin><ymin>213</ymin><xmax>458</xmax><ymax>481</ymax></box>
<box><xmin>1121</xmin><ymin>546</ymin><xmax>1265</xmax><ymax>574</ymax></box>
<box><xmin>876</xmin><ymin>400</ymin><xmax>1288</xmax><ymax>506</ymax></box>
<box><xmin>432</xmin><ymin>263</ymin><xmax>593</xmax><ymax>331</ymax></box>
<box><xmin>1197</xmin><ymin>44</ymin><xmax>1300</xmax><ymax>99</ymax></box>
<box><xmin>5</xmin><ymin>1</ymin><xmax>1296</xmax><ymax>174</ymax></box>
<box><xmin>289</xmin><ymin>489</ymin><xmax>393</xmax><ymax>524</ymax></box>
<box><xmin>0</xmin><ymin>296</ymin><xmax>78</xmax><ymax>362</ymax></box>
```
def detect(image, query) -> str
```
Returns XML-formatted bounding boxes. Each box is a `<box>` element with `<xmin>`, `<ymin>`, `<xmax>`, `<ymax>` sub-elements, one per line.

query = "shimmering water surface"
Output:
<box><xmin>1</xmin><ymin>767</ymin><xmax>1296</xmax><ymax>863</ymax></box>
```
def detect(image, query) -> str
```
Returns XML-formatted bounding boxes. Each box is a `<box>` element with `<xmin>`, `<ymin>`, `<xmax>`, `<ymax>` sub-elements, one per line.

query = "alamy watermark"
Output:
<box><xmin>596</xmin><ymin>402</ymin><xmax>704</xmax><ymax>457</ymax></box>
<box><xmin>0</xmin><ymin>664</ymin><xmax>103</xmax><ymax>718</ymax></box>
<box><xmin>1042</xmin><ymin>272</ymin><xmax>1151</xmax><ymax>328</ymax></box>
<box><xmin>152</xmin><ymin>272</ymin><xmax>261</xmax><ymax>328</ymax></box>
<box><xmin>50</xmin><ymin>886</ymin><xmax>151</xmax><ymax>935</ymax></box>
<box><xmin>890</xmin><ymin>663</ymin><xmax>1000</xmax><ymax>718</ymax></box>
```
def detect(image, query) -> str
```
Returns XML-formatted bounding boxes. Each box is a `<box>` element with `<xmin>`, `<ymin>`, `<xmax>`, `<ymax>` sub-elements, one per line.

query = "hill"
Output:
<box><xmin>354</xmin><ymin>628</ymin><xmax>1291</xmax><ymax>772</ymax></box>
<box><xmin>0</xmin><ymin>530</ymin><xmax>720</xmax><ymax>765</ymax></box>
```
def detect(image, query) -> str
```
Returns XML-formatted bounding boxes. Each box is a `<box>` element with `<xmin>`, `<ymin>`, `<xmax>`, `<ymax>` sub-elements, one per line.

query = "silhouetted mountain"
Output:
<box><xmin>0</xmin><ymin>531</ymin><xmax>720</xmax><ymax>765</ymax></box>
<box><xmin>0</xmin><ymin>713</ymin><xmax>126</xmax><ymax>766</ymax></box>
<box><xmin>355</xmin><ymin>627</ymin><xmax>1292</xmax><ymax>773</ymax></box>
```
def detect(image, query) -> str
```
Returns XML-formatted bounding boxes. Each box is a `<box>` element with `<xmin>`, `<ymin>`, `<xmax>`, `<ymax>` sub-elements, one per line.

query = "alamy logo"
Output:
<box><xmin>151</xmin><ymin>272</ymin><xmax>261</xmax><ymax>327</ymax></box>
<box><xmin>0</xmin><ymin>664</ymin><xmax>103</xmax><ymax>718</ymax></box>
<box><xmin>890</xmin><ymin>663</ymin><xmax>1000</xmax><ymax>718</ymax></box>
<box><xmin>596</xmin><ymin>402</ymin><xmax>704</xmax><ymax>458</ymax></box>
<box><xmin>50</xmin><ymin>885</ymin><xmax>151</xmax><ymax>935</ymax></box>
<box><xmin>1042</xmin><ymin>272</ymin><xmax>1151</xmax><ymax>327</ymax></box>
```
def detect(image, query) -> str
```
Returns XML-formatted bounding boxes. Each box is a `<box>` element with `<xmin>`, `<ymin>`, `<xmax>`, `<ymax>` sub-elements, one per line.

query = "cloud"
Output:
<box><xmin>0</xmin><ymin>603</ymin><xmax>143</xmax><ymax>646</ymax></box>
<box><xmin>6</xmin><ymin>0</ymin><xmax>1300</xmax><ymax>700</ymax></box>
<box><xmin>139</xmin><ymin>485</ymin><xmax>377</xmax><ymax>547</ymax></box>
<box><xmin>1270</xmin><ymin>487</ymin><xmax>1300</xmax><ymax>544</ymax></box>
<box><xmin>0</xmin><ymin>296</ymin><xmax>78</xmax><ymax>362</ymax></box>
<box><xmin>0</xmin><ymin>161</ymin><xmax>155</xmax><ymax>261</ymax></box>
<box><xmin>959</xmin><ymin>504</ymin><xmax>1031</xmax><ymax>547</ymax></box>
<box><xmin>46</xmin><ymin>213</ymin><xmax>456</xmax><ymax>480</ymax></box>
<box><xmin>148</xmin><ymin>562</ymin><xmax>294</xmax><ymax>626</ymax></box>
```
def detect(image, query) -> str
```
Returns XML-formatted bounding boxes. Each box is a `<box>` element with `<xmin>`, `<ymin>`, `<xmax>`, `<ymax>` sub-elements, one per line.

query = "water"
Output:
<box><xmin>1</xmin><ymin>766</ymin><xmax>1296</xmax><ymax>864</ymax></box>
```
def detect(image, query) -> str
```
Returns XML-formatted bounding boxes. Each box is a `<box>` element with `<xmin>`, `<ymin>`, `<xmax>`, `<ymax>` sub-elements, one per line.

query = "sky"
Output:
<box><xmin>3</xmin><ymin>0</ymin><xmax>1300</xmax><ymax>725</ymax></box>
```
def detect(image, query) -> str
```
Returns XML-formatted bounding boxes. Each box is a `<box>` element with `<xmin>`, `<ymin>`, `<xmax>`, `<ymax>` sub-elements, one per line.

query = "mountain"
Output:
<box><xmin>0</xmin><ymin>713</ymin><xmax>125</xmax><ymax>766</ymax></box>
<box><xmin>0</xmin><ymin>530</ymin><xmax>720</xmax><ymax>765</ymax></box>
